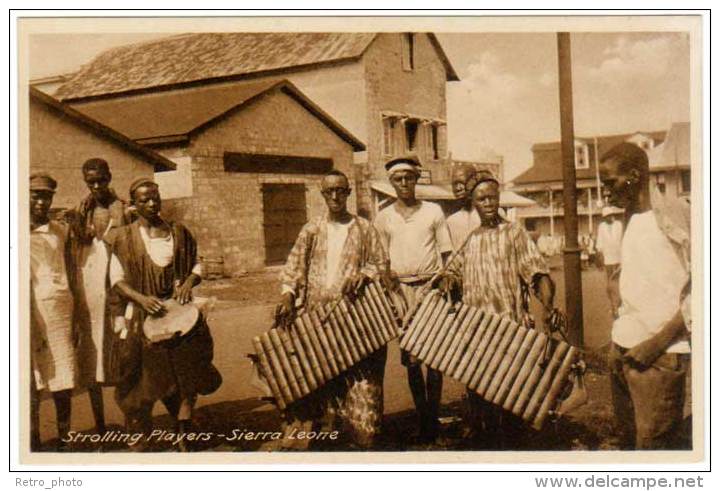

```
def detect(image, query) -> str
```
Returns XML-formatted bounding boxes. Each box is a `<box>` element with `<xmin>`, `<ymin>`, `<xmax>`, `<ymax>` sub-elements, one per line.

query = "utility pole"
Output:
<box><xmin>557</xmin><ymin>32</ymin><xmax>584</xmax><ymax>347</ymax></box>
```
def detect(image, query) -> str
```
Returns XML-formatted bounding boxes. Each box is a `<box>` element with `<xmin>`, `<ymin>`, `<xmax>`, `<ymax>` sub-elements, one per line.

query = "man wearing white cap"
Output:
<box><xmin>596</xmin><ymin>206</ymin><xmax>624</xmax><ymax>318</ymax></box>
<box><xmin>373</xmin><ymin>154</ymin><xmax>453</xmax><ymax>443</ymax></box>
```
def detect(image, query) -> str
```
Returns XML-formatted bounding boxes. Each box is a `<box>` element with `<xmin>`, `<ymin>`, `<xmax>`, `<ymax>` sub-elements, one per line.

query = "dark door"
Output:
<box><xmin>262</xmin><ymin>183</ymin><xmax>307</xmax><ymax>265</ymax></box>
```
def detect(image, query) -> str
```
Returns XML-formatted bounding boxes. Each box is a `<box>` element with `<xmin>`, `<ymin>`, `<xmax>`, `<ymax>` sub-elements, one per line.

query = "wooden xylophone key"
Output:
<box><xmin>268</xmin><ymin>328</ymin><xmax>303</xmax><ymax>401</ymax></box>
<box><xmin>491</xmin><ymin>328</ymin><xmax>538</xmax><ymax>405</ymax></box>
<box><xmin>308</xmin><ymin>310</ymin><xmax>340</xmax><ymax>377</ymax></box>
<box><xmin>316</xmin><ymin>306</ymin><xmax>347</xmax><ymax>373</ymax></box>
<box><xmin>358</xmin><ymin>294</ymin><xmax>391</xmax><ymax>346</ymax></box>
<box><xmin>426</xmin><ymin>304</ymin><xmax>470</xmax><ymax>370</ymax></box>
<box><xmin>367</xmin><ymin>282</ymin><xmax>400</xmax><ymax>338</ymax></box>
<box><xmin>327</xmin><ymin>303</ymin><xmax>362</xmax><ymax>363</ymax></box>
<box><xmin>294</xmin><ymin>314</ymin><xmax>327</xmax><ymax>385</ymax></box>
<box><xmin>511</xmin><ymin>335</ymin><xmax>554</xmax><ymax>416</ymax></box>
<box><xmin>319</xmin><ymin>304</ymin><xmax>355</xmax><ymax>369</ymax></box>
<box><xmin>409</xmin><ymin>296</ymin><xmax>450</xmax><ymax>358</ymax></box>
<box><xmin>347</xmin><ymin>298</ymin><xmax>380</xmax><ymax>352</ymax></box>
<box><xmin>259</xmin><ymin>332</ymin><xmax>294</xmax><ymax>406</ymax></box>
<box><xmin>455</xmin><ymin>312</ymin><xmax>497</xmax><ymax>384</ymax></box>
<box><xmin>252</xmin><ymin>336</ymin><xmax>287</xmax><ymax>410</ymax></box>
<box><xmin>522</xmin><ymin>341</ymin><xmax>570</xmax><ymax>422</ymax></box>
<box><xmin>483</xmin><ymin>324</ymin><xmax>528</xmax><ymax>401</ymax></box>
<box><xmin>352</xmin><ymin>295</ymin><xmax>382</xmax><ymax>350</ymax></box>
<box><xmin>440</xmin><ymin>306</ymin><xmax>482</xmax><ymax>375</ymax></box>
<box><xmin>339</xmin><ymin>299</ymin><xmax>373</xmax><ymax>355</ymax></box>
<box><xmin>417</xmin><ymin>300</ymin><xmax>457</xmax><ymax>361</ymax></box>
<box><xmin>503</xmin><ymin>331</ymin><xmax>547</xmax><ymax>411</ymax></box>
<box><xmin>400</xmin><ymin>292</ymin><xmax>440</xmax><ymax>351</ymax></box>
<box><xmin>371</xmin><ymin>280</ymin><xmax>402</xmax><ymax>334</ymax></box>
<box><xmin>287</xmin><ymin>321</ymin><xmax>319</xmax><ymax>392</ymax></box>
<box><xmin>473</xmin><ymin>318</ymin><xmax>518</xmax><ymax>394</ymax></box>
<box><xmin>532</xmin><ymin>346</ymin><xmax>579</xmax><ymax>430</ymax></box>
<box><xmin>362</xmin><ymin>285</ymin><xmax>393</xmax><ymax>344</ymax></box>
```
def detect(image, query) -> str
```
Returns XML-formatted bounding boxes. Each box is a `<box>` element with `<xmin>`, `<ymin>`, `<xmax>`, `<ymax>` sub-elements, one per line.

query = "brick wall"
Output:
<box><xmin>162</xmin><ymin>89</ymin><xmax>359</xmax><ymax>274</ymax></box>
<box><xmin>356</xmin><ymin>33</ymin><xmax>451</xmax><ymax>215</ymax></box>
<box><xmin>29</xmin><ymin>98</ymin><xmax>156</xmax><ymax>209</ymax></box>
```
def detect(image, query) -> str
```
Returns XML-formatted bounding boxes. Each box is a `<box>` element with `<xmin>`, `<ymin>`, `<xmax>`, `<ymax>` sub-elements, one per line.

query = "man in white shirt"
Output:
<box><xmin>600</xmin><ymin>143</ymin><xmax>691</xmax><ymax>450</ymax></box>
<box><xmin>374</xmin><ymin>155</ymin><xmax>453</xmax><ymax>443</ymax></box>
<box><xmin>596</xmin><ymin>206</ymin><xmax>624</xmax><ymax>317</ymax></box>
<box><xmin>276</xmin><ymin>170</ymin><xmax>390</xmax><ymax>449</ymax></box>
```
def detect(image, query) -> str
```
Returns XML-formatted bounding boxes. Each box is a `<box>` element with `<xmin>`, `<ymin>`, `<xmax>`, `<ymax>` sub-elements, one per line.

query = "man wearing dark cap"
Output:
<box><xmin>29</xmin><ymin>173</ymin><xmax>78</xmax><ymax>450</ymax></box>
<box><xmin>441</xmin><ymin>171</ymin><xmax>555</xmax><ymax>448</ymax></box>
<box><xmin>107</xmin><ymin>178</ymin><xmax>220</xmax><ymax>451</ymax></box>
<box><xmin>69</xmin><ymin>158</ymin><xmax>133</xmax><ymax>437</ymax></box>
<box><xmin>600</xmin><ymin>142</ymin><xmax>691</xmax><ymax>449</ymax></box>
<box><xmin>373</xmin><ymin>154</ymin><xmax>453</xmax><ymax>443</ymax></box>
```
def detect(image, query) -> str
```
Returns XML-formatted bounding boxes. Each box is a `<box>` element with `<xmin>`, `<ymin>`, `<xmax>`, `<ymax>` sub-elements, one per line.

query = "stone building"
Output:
<box><xmin>509</xmin><ymin>124</ymin><xmax>690</xmax><ymax>237</ymax></box>
<box><xmin>53</xmin><ymin>32</ymin><xmax>461</xmax><ymax>216</ymax></box>
<box><xmin>52</xmin><ymin>79</ymin><xmax>364</xmax><ymax>272</ymax></box>
<box><xmin>29</xmin><ymin>86</ymin><xmax>175</xmax><ymax>210</ymax></box>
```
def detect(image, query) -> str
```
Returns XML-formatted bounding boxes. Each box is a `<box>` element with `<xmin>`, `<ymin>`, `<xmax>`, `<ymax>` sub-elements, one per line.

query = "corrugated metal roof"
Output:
<box><xmin>70</xmin><ymin>78</ymin><xmax>365</xmax><ymax>151</ymax></box>
<box><xmin>55</xmin><ymin>32</ymin><xmax>459</xmax><ymax>101</ymax></box>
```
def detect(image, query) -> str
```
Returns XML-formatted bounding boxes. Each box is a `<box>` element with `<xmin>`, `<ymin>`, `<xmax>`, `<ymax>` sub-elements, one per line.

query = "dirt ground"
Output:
<box><xmin>34</xmin><ymin>260</ymin><xmax>692</xmax><ymax>453</ymax></box>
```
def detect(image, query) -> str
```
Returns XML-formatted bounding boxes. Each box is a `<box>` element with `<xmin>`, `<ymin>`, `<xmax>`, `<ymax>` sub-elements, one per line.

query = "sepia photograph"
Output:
<box><xmin>15</xmin><ymin>13</ymin><xmax>705</xmax><ymax>465</ymax></box>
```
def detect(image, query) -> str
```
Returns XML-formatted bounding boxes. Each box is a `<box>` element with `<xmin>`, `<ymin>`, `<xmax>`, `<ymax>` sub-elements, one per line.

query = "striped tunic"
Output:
<box><xmin>448</xmin><ymin>219</ymin><xmax>548</xmax><ymax>322</ymax></box>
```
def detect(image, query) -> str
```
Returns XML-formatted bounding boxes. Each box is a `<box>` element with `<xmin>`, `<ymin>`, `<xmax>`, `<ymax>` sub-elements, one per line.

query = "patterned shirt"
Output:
<box><xmin>448</xmin><ymin>218</ymin><xmax>549</xmax><ymax>322</ymax></box>
<box><xmin>280</xmin><ymin>214</ymin><xmax>389</xmax><ymax>309</ymax></box>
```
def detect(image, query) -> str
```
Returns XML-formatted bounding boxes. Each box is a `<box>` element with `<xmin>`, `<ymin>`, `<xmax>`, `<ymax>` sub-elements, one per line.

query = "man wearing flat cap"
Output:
<box><xmin>29</xmin><ymin>173</ymin><xmax>78</xmax><ymax>450</ymax></box>
<box><xmin>373</xmin><ymin>154</ymin><xmax>453</xmax><ymax>443</ymax></box>
<box><xmin>68</xmin><ymin>158</ymin><xmax>134</xmax><ymax>437</ymax></box>
<box><xmin>441</xmin><ymin>170</ymin><xmax>555</xmax><ymax>448</ymax></box>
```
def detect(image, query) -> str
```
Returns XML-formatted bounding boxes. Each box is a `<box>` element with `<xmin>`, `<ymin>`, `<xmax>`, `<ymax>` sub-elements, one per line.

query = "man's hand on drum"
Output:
<box><xmin>138</xmin><ymin>295</ymin><xmax>167</xmax><ymax>316</ymax></box>
<box><xmin>275</xmin><ymin>291</ymin><xmax>295</xmax><ymax>327</ymax></box>
<box><xmin>174</xmin><ymin>278</ymin><xmax>194</xmax><ymax>305</ymax></box>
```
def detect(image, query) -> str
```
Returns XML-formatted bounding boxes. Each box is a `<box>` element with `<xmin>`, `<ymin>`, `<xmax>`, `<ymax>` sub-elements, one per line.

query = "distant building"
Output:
<box><xmin>53</xmin><ymin>32</ymin><xmax>461</xmax><ymax>217</ymax></box>
<box><xmin>29</xmin><ymin>87</ymin><xmax>175</xmax><ymax>210</ymax></box>
<box><xmin>509</xmin><ymin>125</ymin><xmax>690</xmax><ymax>237</ymax></box>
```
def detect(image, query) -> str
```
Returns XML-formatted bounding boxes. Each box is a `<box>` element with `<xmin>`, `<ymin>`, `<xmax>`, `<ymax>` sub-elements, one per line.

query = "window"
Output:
<box><xmin>405</xmin><ymin>119</ymin><xmax>419</xmax><ymax>151</ymax></box>
<box><xmin>680</xmin><ymin>169</ymin><xmax>691</xmax><ymax>194</ymax></box>
<box><xmin>574</xmin><ymin>143</ymin><xmax>589</xmax><ymax>169</ymax></box>
<box><xmin>402</xmin><ymin>33</ymin><xmax>415</xmax><ymax>71</ymax></box>
<box><xmin>382</xmin><ymin>117</ymin><xmax>396</xmax><ymax>156</ymax></box>
<box><xmin>655</xmin><ymin>172</ymin><xmax>666</xmax><ymax>194</ymax></box>
<box><xmin>431</xmin><ymin>124</ymin><xmax>439</xmax><ymax>160</ymax></box>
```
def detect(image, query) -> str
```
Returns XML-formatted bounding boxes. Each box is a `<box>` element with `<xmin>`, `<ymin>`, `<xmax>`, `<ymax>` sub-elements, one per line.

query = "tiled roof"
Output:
<box><xmin>513</xmin><ymin>130</ymin><xmax>668</xmax><ymax>186</ymax></box>
<box><xmin>30</xmin><ymin>86</ymin><xmax>176</xmax><ymax>172</ymax></box>
<box><xmin>70</xmin><ymin>78</ymin><xmax>366</xmax><ymax>151</ymax></box>
<box><xmin>55</xmin><ymin>33</ymin><xmax>459</xmax><ymax>101</ymax></box>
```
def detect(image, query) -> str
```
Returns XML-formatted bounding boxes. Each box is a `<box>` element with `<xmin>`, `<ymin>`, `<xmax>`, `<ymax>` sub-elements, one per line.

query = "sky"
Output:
<box><xmin>28</xmin><ymin>31</ymin><xmax>690</xmax><ymax>180</ymax></box>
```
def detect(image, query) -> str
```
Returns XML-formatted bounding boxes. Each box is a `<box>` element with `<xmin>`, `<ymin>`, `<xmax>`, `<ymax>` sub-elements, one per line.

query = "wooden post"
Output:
<box><xmin>557</xmin><ymin>32</ymin><xmax>584</xmax><ymax>347</ymax></box>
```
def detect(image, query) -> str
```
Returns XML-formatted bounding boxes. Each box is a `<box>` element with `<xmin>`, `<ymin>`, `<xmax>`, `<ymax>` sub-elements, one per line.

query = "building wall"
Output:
<box><xmin>359</xmin><ymin>33</ymin><xmax>450</xmax><ymax>214</ymax></box>
<box><xmin>29</xmin><ymin>98</ymin><xmax>156</xmax><ymax>209</ymax></box>
<box><xmin>161</xmin><ymin>89</ymin><xmax>358</xmax><ymax>274</ymax></box>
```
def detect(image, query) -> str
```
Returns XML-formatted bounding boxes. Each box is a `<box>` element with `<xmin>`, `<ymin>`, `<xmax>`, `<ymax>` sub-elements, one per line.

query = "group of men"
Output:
<box><xmin>30</xmin><ymin>159</ymin><xmax>220</xmax><ymax>452</ymax></box>
<box><xmin>29</xmin><ymin>139</ymin><xmax>692</xmax><ymax>453</ymax></box>
<box><xmin>275</xmin><ymin>154</ymin><xmax>557</xmax><ymax>449</ymax></box>
<box><xmin>275</xmin><ymin>143</ymin><xmax>692</xmax><ymax>451</ymax></box>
